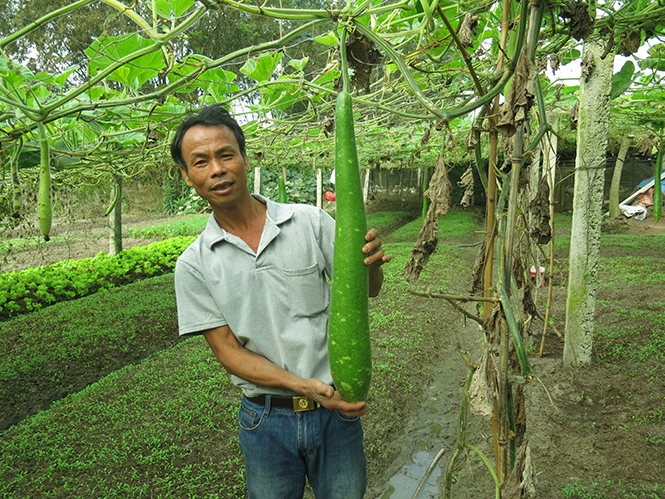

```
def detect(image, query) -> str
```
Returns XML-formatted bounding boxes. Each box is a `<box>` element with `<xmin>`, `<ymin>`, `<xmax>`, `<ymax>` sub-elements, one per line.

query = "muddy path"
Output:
<box><xmin>370</xmin><ymin>319</ymin><xmax>485</xmax><ymax>499</ymax></box>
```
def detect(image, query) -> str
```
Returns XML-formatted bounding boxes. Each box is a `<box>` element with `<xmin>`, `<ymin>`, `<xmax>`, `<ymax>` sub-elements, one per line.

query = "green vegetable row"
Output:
<box><xmin>0</xmin><ymin>236</ymin><xmax>195</xmax><ymax>320</ymax></box>
<box><xmin>0</xmin><ymin>274</ymin><xmax>181</xmax><ymax>431</ymax></box>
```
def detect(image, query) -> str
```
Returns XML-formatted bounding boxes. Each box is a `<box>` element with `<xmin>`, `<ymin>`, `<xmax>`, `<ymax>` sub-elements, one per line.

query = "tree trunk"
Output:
<box><xmin>608</xmin><ymin>136</ymin><xmax>631</xmax><ymax>219</ymax></box>
<box><xmin>563</xmin><ymin>36</ymin><xmax>613</xmax><ymax>367</ymax></box>
<box><xmin>109</xmin><ymin>176</ymin><xmax>122</xmax><ymax>256</ymax></box>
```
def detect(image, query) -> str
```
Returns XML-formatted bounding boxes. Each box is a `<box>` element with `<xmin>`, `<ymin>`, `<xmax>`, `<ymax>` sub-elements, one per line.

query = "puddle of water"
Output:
<box><xmin>374</xmin><ymin>326</ymin><xmax>481</xmax><ymax>499</ymax></box>
<box><xmin>379</xmin><ymin>450</ymin><xmax>443</xmax><ymax>499</ymax></box>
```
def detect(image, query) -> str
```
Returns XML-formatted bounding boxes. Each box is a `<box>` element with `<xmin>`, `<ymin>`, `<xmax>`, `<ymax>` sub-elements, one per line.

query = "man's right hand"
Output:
<box><xmin>305</xmin><ymin>378</ymin><xmax>369</xmax><ymax>417</ymax></box>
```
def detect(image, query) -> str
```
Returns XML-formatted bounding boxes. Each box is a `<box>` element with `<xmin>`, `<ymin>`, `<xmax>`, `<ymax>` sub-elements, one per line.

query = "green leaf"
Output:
<box><xmin>168</xmin><ymin>55</ymin><xmax>238</xmax><ymax>97</ymax></box>
<box><xmin>2</xmin><ymin>60</ymin><xmax>35</xmax><ymax>86</ymax></box>
<box><xmin>170</xmin><ymin>0</ymin><xmax>195</xmax><ymax>17</ymax></box>
<box><xmin>639</xmin><ymin>58</ymin><xmax>665</xmax><ymax>72</ymax></box>
<box><xmin>0</xmin><ymin>56</ymin><xmax>8</xmax><ymax>77</ymax></box>
<box><xmin>110</xmin><ymin>131</ymin><xmax>145</xmax><ymax>145</ymax></box>
<box><xmin>155</xmin><ymin>0</ymin><xmax>172</xmax><ymax>19</ymax></box>
<box><xmin>288</xmin><ymin>57</ymin><xmax>309</xmax><ymax>72</ymax></box>
<box><xmin>86</xmin><ymin>34</ymin><xmax>164</xmax><ymax>90</ymax></box>
<box><xmin>201</xmin><ymin>68</ymin><xmax>239</xmax><ymax>101</ymax></box>
<box><xmin>240</xmin><ymin>52</ymin><xmax>283</xmax><ymax>82</ymax></box>
<box><xmin>55</xmin><ymin>67</ymin><xmax>77</xmax><ymax>89</ymax></box>
<box><xmin>611</xmin><ymin>60</ymin><xmax>634</xmax><ymax>99</ymax></box>
<box><xmin>313</xmin><ymin>32</ymin><xmax>339</xmax><ymax>47</ymax></box>
<box><xmin>312</xmin><ymin>70</ymin><xmax>338</xmax><ymax>89</ymax></box>
<box><xmin>559</xmin><ymin>49</ymin><xmax>582</xmax><ymax>66</ymax></box>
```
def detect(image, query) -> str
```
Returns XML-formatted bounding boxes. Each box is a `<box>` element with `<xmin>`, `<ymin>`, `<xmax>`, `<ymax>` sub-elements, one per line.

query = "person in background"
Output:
<box><xmin>170</xmin><ymin>103</ymin><xmax>390</xmax><ymax>499</ymax></box>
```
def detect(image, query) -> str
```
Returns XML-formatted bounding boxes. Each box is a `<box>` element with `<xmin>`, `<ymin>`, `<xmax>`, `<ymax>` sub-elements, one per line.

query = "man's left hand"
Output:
<box><xmin>363</xmin><ymin>228</ymin><xmax>390</xmax><ymax>297</ymax></box>
<box><xmin>362</xmin><ymin>228</ymin><xmax>391</xmax><ymax>268</ymax></box>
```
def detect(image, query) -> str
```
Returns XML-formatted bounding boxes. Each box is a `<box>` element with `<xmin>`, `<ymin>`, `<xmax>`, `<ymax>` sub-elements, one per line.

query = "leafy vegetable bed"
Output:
<box><xmin>0</xmin><ymin>236</ymin><xmax>195</xmax><ymax>320</ymax></box>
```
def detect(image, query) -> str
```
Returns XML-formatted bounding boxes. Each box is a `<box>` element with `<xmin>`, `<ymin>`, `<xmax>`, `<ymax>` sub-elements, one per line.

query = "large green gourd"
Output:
<box><xmin>327</xmin><ymin>91</ymin><xmax>371</xmax><ymax>403</ymax></box>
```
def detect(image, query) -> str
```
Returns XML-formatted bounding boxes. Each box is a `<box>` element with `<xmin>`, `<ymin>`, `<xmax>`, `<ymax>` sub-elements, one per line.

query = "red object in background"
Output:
<box><xmin>324</xmin><ymin>191</ymin><xmax>336</xmax><ymax>202</ymax></box>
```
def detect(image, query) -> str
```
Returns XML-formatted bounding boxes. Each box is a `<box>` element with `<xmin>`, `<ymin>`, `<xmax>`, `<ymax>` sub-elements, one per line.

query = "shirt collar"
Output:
<box><xmin>200</xmin><ymin>193</ymin><xmax>295</xmax><ymax>250</ymax></box>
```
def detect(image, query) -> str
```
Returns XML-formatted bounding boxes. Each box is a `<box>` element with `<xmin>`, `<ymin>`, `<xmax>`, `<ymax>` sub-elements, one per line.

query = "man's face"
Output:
<box><xmin>180</xmin><ymin>125</ymin><xmax>250</xmax><ymax>211</ymax></box>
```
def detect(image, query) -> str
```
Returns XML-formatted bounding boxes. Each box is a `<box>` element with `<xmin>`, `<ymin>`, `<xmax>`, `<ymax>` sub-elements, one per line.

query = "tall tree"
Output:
<box><xmin>0</xmin><ymin>0</ymin><xmax>127</xmax><ymax>77</ymax></box>
<box><xmin>563</xmin><ymin>34</ymin><xmax>614</xmax><ymax>367</ymax></box>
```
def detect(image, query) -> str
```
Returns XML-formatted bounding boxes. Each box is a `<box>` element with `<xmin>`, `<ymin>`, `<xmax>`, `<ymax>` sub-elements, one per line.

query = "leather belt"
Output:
<box><xmin>247</xmin><ymin>394</ymin><xmax>320</xmax><ymax>412</ymax></box>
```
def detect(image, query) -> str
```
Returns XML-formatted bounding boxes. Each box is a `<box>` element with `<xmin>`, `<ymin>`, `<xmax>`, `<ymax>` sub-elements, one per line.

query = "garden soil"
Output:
<box><xmin>4</xmin><ymin>207</ymin><xmax>665</xmax><ymax>499</ymax></box>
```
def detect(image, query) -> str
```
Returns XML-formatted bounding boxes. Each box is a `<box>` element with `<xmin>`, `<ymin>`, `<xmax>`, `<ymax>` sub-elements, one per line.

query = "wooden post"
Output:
<box><xmin>253</xmin><ymin>166</ymin><xmax>262</xmax><ymax>195</ymax></box>
<box><xmin>316</xmin><ymin>166</ymin><xmax>323</xmax><ymax>209</ymax></box>
<box><xmin>363</xmin><ymin>168</ymin><xmax>370</xmax><ymax>203</ymax></box>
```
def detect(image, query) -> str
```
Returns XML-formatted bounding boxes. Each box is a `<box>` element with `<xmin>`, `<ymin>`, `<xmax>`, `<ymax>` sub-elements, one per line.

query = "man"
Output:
<box><xmin>170</xmin><ymin>104</ymin><xmax>390</xmax><ymax>498</ymax></box>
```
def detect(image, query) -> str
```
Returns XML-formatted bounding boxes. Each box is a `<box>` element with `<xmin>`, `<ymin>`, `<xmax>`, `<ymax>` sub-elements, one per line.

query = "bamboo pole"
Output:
<box><xmin>497</xmin><ymin>316</ymin><xmax>510</xmax><ymax>484</ymax></box>
<box><xmin>540</xmin><ymin>118</ymin><xmax>559</xmax><ymax>356</ymax></box>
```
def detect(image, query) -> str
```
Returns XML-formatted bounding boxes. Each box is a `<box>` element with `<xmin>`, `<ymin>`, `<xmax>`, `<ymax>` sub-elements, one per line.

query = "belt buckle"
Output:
<box><xmin>293</xmin><ymin>396</ymin><xmax>318</xmax><ymax>412</ymax></box>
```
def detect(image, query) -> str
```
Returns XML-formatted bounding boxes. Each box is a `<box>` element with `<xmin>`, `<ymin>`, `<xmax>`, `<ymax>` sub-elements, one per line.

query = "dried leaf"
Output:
<box><xmin>529</xmin><ymin>175</ymin><xmax>552</xmax><ymax>244</ymax></box>
<box><xmin>503</xmin><ymin>441</ymin><xmax>537</xmax><ymax>499</ymax></box>
<box><xmin>403</xmin><ymin>203</ymin><xmax>439</xmax><ymax>281</ymax></box>
<box><xmin>581</xmin><ymin>50</ymin><xmax>596</xmax><ymax>83</ymax></box>
<box><xmin>334</xmin><ymin>31</ymin><xmax>382</xmax><ymax>93</ymax></box>
<box><xmin>458</xmin><ymin>166</ymin><xmax>474</xmax><ymax>207</ymax></box>
<box><xmin>424</xmin><ymin>146</ymin><xmax>452</xmax><ymax>217</ymax></box>
<box><xmin>420</xmin><ymin>126</ymin><xmax>431</xmax><ymax>146</ymax></box>
<box><xmin>497</xmin><ymin>50</ymin><xmax>537</xmax><ymax>137</ymax></box>
<box><xmin>512</xmin><ymin>250</ymin><xmax>525</xmax><ymax>290</ymax></box>
<box><xmin>470</xmin><ymin>238</ymin><xmax>486</xmax><ymax>295</ymax></box>
<box><xmin>559</xmin><ymin>0</ymin><xmax>595</xmax><ymax>41</ymax></box>
<box><xmin>570</xmin><ymin>101</ymin><xmax>579</xmax><ymax>130</ymax></box>
<box><xmin>460</xmin><ymin>13</ymin><xmax>478</xmax><ymax>48</ymax></box>
<box><xmin>468</xmin><ymin>353</ymin><xmax>494</xmax><ymax>419</ymax></box>
<box><xmin>465</xmin><ymin>128</ymin><xmax>478</xmax><ymax>150</ymax></box>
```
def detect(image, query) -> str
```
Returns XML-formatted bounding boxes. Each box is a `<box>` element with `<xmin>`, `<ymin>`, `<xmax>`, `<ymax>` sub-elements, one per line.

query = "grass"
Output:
<box><xmin>386</xmin><ymin>209</ymin><xmax>482</xmax><ymax>243</ymax></box>
<box><xmin>0</xmin><ymin>211</ymin><xmax>475</xmax><ymax>498</ymax></box>
<box><xmin>127</xmin><ymin>208</ymin><xmax>421</xmax><ymax>243</ymax></box>
<box><xmin>365</xmin><ymin>210</ymin><xmax>419</xmax><ymax>238</ymax></box>
<box><xmin>561</xmin><ymin>478</ymin><xmax>664</xmax><ymax>499</ymax></box>
<box><xmin>128</xmin><ymin>214</ymin><xmax>209</xmax><ymax>239</ymax></box>
<box><xmin>0</xmin><ymin>235</ymin><xmax>73</xmax><ymax>253</ymax></box>
<box><xmin>4</xmin><ymin>209</ymin><xmax>664</xmax><ymax>498</ymax></box>
<box><xmin>1</xmin><ymin>338</ymin><xmax>245</xmax><ymax>498</ymax></box>
<box><xmin>595</xmin><ymin>300</ymin><xmax>665</xmax><ymax>380</ymax></box>
<box><xmin>598</xmin><ymin>256</ymin><xmax>665</xmax><ymax>286</ymax></box>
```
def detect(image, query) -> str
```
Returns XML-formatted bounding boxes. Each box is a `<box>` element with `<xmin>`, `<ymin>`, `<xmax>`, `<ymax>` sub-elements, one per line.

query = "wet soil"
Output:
<box><xmin>368</xmin><ymin>213</ymin><xmax>665</xmax><ymax>499</ymax></box>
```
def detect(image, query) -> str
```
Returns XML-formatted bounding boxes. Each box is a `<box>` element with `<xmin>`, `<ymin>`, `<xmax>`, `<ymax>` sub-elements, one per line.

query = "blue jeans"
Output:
<box><xmin>238</xmin><ymin>396</ymin><xmax>366</xmax><ymax>499</ymax></box>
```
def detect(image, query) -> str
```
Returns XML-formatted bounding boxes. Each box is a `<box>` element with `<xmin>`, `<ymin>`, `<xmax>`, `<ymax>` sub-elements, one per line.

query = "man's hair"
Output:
<box><xmin>170</xmin><ymin>104</ymin><xmax>246</xmax><ymax>170</ymax></box>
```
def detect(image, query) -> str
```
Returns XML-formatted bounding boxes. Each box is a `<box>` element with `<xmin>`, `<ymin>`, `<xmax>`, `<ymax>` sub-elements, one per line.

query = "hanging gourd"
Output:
<box><xmin>10</xmin><ymin>138</ymin><xmax>24</xmax><ymax>215</ymax></box>
<box><xmin>327</xmin><ymin>29</ymin><xmax>371</xmax><ymax>403</ymax></box>
<box><xmin>37</xmin><ymin>123</ymin><xmax>52</xmax><ymax>241</ymax></box>
<box><xmin>278</xmin><ymin>173</ymin><xmax>287</xmax><ymax>203</ymax></box>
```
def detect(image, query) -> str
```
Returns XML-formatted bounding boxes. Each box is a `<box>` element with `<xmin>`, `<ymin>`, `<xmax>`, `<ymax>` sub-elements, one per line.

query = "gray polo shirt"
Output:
<box><xmin>174</xmin><ymin>194</ymin><xmax>336</xmax><ymax>398</ymax></box>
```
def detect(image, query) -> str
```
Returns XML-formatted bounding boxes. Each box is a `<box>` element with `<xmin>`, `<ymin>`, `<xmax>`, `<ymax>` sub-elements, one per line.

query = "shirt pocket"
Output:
<box><xmin>284</xmin><ymin>262</ymin><xmax>329</xmax><ymax>318</ymax></box>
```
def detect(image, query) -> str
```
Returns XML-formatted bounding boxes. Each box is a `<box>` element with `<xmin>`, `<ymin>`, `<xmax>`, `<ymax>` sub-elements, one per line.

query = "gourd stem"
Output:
<box><xmin>340</xmin><ymin>27</ymin><xmax>350</xmax><ymax>94</ymax></box>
